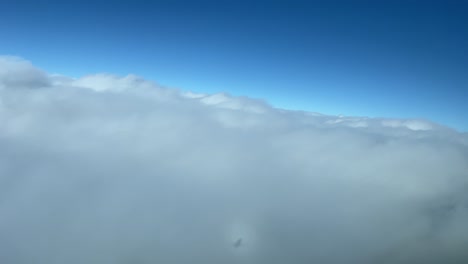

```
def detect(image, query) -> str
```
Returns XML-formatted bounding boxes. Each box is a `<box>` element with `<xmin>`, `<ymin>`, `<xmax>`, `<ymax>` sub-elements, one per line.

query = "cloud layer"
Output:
<box><xmin>1</xmin><ymin>56</ymin><xmax>467</xmax><ymax>264</ymax></box>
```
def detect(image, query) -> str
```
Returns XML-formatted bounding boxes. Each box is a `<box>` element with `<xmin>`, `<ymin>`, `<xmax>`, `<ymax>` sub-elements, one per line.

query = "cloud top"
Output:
<box><xmin>0</xmin><ymin>57</ymin><xmax>467</xmax><ymax>264</ymax></box>
<box><xmin>0</xmin><ymin>56</ymin><xmax>50</xmax><ymax>89</ymax></box>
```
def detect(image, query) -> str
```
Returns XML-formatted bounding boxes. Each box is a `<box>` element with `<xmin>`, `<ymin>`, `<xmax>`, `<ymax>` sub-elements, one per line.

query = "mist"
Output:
<box><xmin>1</xmin><ymin>57</ymin><xmax>467</xmax><ymax>263</ymax></box>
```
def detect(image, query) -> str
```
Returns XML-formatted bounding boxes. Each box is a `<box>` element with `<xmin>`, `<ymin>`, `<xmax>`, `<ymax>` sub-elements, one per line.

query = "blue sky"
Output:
<box><xmin>1</xmin><ymin>0</ymin><xmax>467</xmax><ymax>131</ymax></box>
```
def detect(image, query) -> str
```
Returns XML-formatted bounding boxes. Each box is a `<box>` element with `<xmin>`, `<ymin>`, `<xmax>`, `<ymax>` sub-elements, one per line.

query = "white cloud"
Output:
<box><xmin>0</xmin><ymin>56</ymin><xmax>467</xmax><ymax>264</ymax></box>
<box><xmin>381</xmin><ymin>119</ymin><xmax>434</xmax><ymax>131</ymax></box>
<box><xmin>0</xmin><ymin>56</ymin><xmax>50</xmax><ymax>89</ymax></box>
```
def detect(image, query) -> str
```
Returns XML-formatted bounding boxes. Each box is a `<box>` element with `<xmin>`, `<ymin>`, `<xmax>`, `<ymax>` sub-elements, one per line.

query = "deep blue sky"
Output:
<box><xmin>1</xmin><ymin>0</ymin><xmax>467</xmax><ymax>131</ymax></box>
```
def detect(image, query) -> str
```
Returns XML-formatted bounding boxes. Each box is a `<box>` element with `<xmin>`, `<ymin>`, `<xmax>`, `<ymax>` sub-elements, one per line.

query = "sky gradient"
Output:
<box><xmin>1</xmin><ymin>0</ymin><xmax>467</xmax><ymax>130</ymax></box>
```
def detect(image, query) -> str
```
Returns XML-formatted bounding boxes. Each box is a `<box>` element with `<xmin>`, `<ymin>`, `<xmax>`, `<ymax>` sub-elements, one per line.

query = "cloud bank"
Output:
<box><xmin>0</xmin><ymin>56</ymin><xmax>467</xmax><ymax>264</ymax></box>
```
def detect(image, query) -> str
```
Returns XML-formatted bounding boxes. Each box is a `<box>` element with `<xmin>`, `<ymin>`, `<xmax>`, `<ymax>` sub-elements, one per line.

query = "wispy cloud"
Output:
<box><xmin>1</xmin><ymin>56</ymin><xmax>467</xmax><ymax>264</ymax></box>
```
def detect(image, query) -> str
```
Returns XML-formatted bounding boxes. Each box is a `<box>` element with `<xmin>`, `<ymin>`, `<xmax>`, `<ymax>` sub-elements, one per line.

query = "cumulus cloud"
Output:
<box><xmin>0</xmin><ymin>56</ymin><xmax>467</xmax><ymax>264</ymax></box>
<box><xmin>0</xmin><ymin>56</ymin><xmax>50</xmax><ymax>89</ymax></box>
